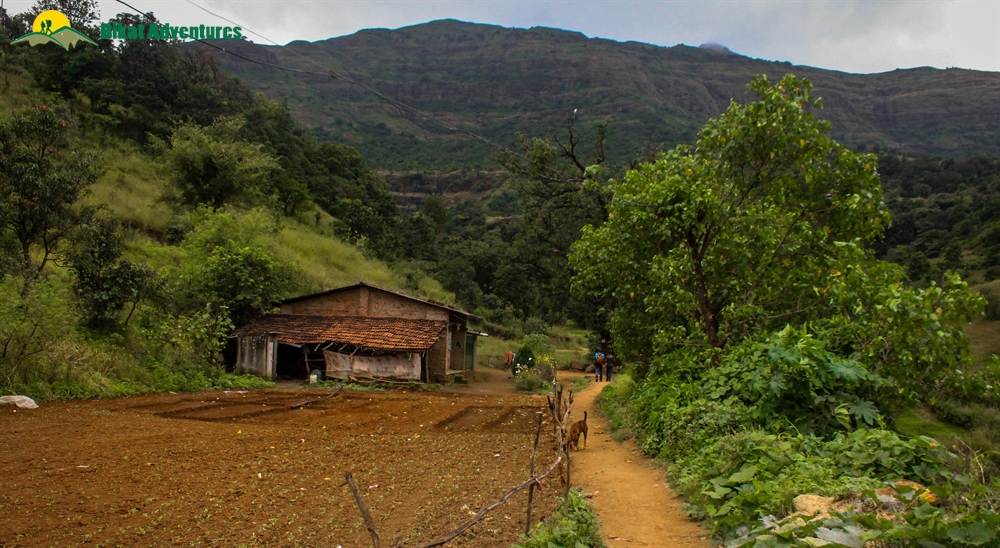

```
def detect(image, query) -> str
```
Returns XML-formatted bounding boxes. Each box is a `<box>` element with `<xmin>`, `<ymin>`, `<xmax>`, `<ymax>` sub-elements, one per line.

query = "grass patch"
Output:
<box><xmin>84</xmin><ymin>142</ymin><xmax>175</xmax><ymax>233</ymax></box>
<box><xmin>569</xmin><ymin>375</ymin><xmax>591</xmax><ymax>393</ymax></box>
<box><xmin>515</xmin><ymin>488</ymin><xmax>606</xmax><ymax>548</ymax></box>
<box><xmin>596</xmin><ymin>374</ymin><xmax>639</xmax><ymax>443</ymax></box>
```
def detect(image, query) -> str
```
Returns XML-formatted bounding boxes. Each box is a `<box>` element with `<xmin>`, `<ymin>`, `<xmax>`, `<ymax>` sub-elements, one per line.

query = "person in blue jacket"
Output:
<box><xmin>594</xmin><ymin>352</ymin><xmax>605</xmax><ymax>382</ymax></box>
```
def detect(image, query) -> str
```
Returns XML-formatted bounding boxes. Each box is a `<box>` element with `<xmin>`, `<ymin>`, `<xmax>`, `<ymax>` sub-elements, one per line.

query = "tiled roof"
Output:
<box><xmin>233</xmin><ymin>315</ymin><xmax>447</xmax><ymax>351</ymax></box>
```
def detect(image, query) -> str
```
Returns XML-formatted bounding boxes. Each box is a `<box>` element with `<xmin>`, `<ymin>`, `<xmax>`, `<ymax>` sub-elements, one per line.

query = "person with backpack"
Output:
<box><xmin>594</xmin><ymin>351</ymin><xmax>605</xmax><ymax>382</ymax></box>
<box><xmin>605</xmin><ymin>351</ymin><xmax>615</xmax><ymax>382</ymax></box>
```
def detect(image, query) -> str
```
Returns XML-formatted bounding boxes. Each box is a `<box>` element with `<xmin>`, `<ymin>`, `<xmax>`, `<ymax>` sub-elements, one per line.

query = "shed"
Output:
<box><xmin>232</xmin><ymin>283</ymin><xmax>480</xmax><ymax>382</ymax></box>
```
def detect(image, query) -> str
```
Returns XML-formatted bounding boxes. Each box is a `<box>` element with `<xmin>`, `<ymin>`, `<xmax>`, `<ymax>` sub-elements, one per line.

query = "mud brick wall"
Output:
<box><xmin>280</xmin><ymin>287</ymin><xmax>449</xmax><ymax>322</ymax></box>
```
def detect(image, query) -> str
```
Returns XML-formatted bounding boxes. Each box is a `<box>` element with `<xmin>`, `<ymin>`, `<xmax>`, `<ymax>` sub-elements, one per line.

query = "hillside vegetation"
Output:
<box><xmin>0</xmin><ymin>7</ymin><xmax>449</xmax><ymax>400</ymax></box>
<box><xmin>577</xmin><ymin>75</ymin><xmax>999</xmax><ymax>546</ymax></box>
<box><xmin>207</xmin><ymin>19</ymin><xmax>1000</xmax><ymax>171</ymax></box>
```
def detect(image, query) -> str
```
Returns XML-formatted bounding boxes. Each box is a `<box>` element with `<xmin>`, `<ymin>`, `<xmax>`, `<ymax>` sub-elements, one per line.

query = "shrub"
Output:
<box><xmin>513</xmin><ymin>369</ymin><xmax>548</xmax><ymax>393</ymax></box>
<box><xmin>983</xmin><ymin>288</ymin><xmax>1000</xmax><ymax>321</ymax></box>
<box><xmin>515</xmin><ymin>488</ymin><xmax>606</xmax><ymax>548</ymax></box>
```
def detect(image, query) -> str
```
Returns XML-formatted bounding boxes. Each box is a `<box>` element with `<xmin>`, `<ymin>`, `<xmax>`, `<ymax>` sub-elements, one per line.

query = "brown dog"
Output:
<box><xmin>567</xmin><ymin>411</ymin><xmax>588</xmax><ymax>450</ymax></box>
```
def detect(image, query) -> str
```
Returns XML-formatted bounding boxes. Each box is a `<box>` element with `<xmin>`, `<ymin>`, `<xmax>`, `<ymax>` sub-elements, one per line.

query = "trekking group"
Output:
<box><xmin>594</xmin><ymin>350</ymin><xmax>614</xmax><ymax>382</ymax></box>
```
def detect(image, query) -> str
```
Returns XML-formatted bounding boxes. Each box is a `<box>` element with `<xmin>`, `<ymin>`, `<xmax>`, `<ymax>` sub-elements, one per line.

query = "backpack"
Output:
<box><xmin>596</xmin><ymin>353</ymin><xmax>605</xmax><ymax>364</ymax></box>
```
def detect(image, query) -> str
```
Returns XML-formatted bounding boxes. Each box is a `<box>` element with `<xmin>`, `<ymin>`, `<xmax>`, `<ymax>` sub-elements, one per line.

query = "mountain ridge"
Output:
<box><xmin>201</xmin><ymin>19</ymin><xmax>1000</xmax><ymax>170</ymax></box>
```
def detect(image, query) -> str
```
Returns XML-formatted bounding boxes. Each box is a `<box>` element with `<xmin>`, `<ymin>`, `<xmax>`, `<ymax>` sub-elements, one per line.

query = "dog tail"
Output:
<box><xmin>583</xmin><ymin>411</ymin><xmax>587</xmax><ymax>422</ymax></box>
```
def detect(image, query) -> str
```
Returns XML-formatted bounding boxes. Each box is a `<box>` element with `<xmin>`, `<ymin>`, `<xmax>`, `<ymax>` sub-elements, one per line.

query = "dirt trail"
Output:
<box><xmin>561</xmin><ymin>371</ymin><xmax>711</xmax><ymax>547</ymax></box>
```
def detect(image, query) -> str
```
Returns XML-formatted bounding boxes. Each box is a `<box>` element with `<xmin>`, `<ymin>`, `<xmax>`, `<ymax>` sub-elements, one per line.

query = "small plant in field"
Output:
<box><xmin>515</xmin><ymin>488</ymin><xmax>606</xmax><ymax>548</ymax></box>
<box><xmin>513</xmin><ymin>369</ymin><xmax>548</xmax><ymax>393</ymax></box>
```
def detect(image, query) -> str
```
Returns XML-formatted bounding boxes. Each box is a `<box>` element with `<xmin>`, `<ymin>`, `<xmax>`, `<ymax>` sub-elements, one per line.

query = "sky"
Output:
<box><xmin>7</xmin><ymin>0</ymin><xmax>999</xmax><ymax>73</ymax></box>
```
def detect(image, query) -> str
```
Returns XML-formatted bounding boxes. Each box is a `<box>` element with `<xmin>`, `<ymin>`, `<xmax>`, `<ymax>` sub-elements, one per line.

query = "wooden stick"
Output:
<box><xmin>525</xmin><ymin>412</ymin><xmax>544</xmax><ymax>535</ymax></box>
<box><xmin>563</xmin><ymin>444</ymin><xmax>572</xmax><ymax>517</ymax></box>
<box><xmin>413</xmin><ymin>452</ymin><xmax>564</xmax><ymax>548</ymax></box>
<box><xmin>345</xmin><ymin>471</ymin><xmax>381</xmax><ymax>548</ymax></box>
<box><xmin>290</xmin><ymin>386</ymin><xmax>342</xmax><ymax>409</ymax></box>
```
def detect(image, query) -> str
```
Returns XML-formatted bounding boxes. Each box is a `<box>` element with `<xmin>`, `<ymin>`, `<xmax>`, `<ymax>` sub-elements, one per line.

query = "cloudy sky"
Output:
<box><xmin>9</xmin><ymin>0</ymin><xmax>999</xmax><ymax>73</ymax></box>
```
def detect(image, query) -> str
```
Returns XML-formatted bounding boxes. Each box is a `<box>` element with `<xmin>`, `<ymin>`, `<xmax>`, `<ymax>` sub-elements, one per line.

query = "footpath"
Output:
<box><xmin>561</xmin><ymin>371</ymin><xmax>712</xmax><ymax>547</ymax></box>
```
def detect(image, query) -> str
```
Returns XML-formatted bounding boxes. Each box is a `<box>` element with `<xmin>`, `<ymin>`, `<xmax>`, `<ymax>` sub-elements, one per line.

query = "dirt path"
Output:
<box><xmin>561</xmin><ymin>371</ymin><xmax>711</xmax><ymax>547</ymax></box>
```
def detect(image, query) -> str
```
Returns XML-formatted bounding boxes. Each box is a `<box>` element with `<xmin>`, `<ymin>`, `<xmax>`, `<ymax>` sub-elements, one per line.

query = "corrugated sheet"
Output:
<box><xmin>232</xmin><ymin>315</ymin><xmax>447</xmax><ymax>350</ymax></box>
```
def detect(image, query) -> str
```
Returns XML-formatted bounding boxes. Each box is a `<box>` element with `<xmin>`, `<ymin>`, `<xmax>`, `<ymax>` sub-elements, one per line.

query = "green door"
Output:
<box><xmin>464</xmin><ymin>334</ymin><xmax>476</xmax><ymax>371</ymax></box>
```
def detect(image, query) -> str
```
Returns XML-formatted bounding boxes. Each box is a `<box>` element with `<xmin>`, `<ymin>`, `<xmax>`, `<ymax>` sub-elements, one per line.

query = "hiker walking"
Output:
<box><xmin>605</xmin><ymin>351</ymin><xmax>615</xmax><ymax>382</ymax></box>
<box><xmin>594</xmin><ymin>351</ymin><xmax>605</xmax><ymax>382</ymax></box>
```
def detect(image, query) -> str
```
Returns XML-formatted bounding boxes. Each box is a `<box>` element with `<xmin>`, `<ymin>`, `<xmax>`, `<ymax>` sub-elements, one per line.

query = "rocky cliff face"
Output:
<box><xmin>206</xmin><ymin>19</ymin><xmax>999</xmax><ymax>170</ymax></box>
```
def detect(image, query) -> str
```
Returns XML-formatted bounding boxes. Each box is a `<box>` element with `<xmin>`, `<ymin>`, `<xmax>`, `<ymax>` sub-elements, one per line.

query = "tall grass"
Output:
<box><xmin>84</xmin><ymin>143</ymin><xmax>175</xmax><ymax>232</ymax></box>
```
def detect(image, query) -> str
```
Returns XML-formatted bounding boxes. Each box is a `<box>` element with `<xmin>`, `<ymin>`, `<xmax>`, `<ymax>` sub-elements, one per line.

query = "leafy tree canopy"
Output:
<box><xmin>0</xmin><ymin>105</ymin><xmax>99</xmax><ymax>276</ymax></box>
<box><xmin>572</xmin><ymin>75</ymin><xmax>889</xmax><ymax>356</ymax></box>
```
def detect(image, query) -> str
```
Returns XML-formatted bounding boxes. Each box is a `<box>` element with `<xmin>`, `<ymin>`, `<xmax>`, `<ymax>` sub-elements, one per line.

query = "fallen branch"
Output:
<box><xmin>290</xmin><ymin>386</ymin><xmax>342</xmax><ymax>409</ymax></box>
<box><xmin>345</xmin><ymin>471</ymin><xmax>381</xmax><ymax>548</ymax></box>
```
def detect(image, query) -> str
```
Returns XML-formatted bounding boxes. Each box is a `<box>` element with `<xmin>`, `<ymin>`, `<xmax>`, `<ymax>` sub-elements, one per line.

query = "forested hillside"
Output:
<box><xmin>205</xmin><ymin>19</ymin><xmax>1000</xmax><ymax>171</ymax></box>
<box><xmin>0</xmin><ymin>3</ymin><xmax>450</xmax><ymax>399</ymax></box>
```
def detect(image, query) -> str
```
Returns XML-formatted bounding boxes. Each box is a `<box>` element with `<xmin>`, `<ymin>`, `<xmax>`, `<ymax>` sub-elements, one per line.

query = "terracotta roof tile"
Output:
<box><xmin>232</xmin><ymin>315</ymin><xmax>447</xmax><ymax>350</ymax></box>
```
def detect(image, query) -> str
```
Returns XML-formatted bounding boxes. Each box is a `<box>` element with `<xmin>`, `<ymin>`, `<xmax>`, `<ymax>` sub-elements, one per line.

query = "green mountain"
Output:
<box><xmin>203</xmin><ymin>19</ymin><xmax>999</xmax><ymax>171</ymax></box>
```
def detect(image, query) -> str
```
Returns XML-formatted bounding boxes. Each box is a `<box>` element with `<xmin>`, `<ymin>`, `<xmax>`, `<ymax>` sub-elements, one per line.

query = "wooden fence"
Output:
<box><xmin>335</xmin><ymin>383</ymin><xmax>579</xmax><ymax>547</ymax></box>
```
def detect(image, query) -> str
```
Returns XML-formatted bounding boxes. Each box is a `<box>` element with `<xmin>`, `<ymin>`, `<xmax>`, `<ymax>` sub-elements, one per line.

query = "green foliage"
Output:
<box><xmin>519</xmin><ymin>333</ymin><xmax>556</xmax><ymax>362</ymax></box>
<box><xmin>494</xmin><ymin>116</ymin><xmax>614</xmax><ymax>327</ymax></box>
<box><xmin>67</xmin><ymin>215</ymin><xmax>159</xmax><ymax>328</ymax></box>
<box><xmin>572</xmin><ymin>74</ymin><xmax>889</xmax><ymax>363</ymax></box>
<box><xmin>164</xmin><ymin>119</ymin><xmax>281</xmax><ymax>211</ymax></box>
<box><xmin>576</xmin><ymin>74</ymin><xmax>997</xmax><ymax>545</ymax></box>
<box><xmin>515</xmin><ymin>488</ymin><xmax>606</xmax><ymax>548</ymax></box>
<box><xmin>876</xmin><ymin>153</ymin><xmax>1000</xmax><ymax>283</ymax></box>
<box><xmin>982</xmin><ymin>289</ymin><xmax>1000</xmax><ymax>321</ymax></box>
<box><xmin>198</xmin><ymin>243</ymin><xmax>295</xmax><ymax>327</ymax></box>
<box><xmin>512</xmin><ymin>368</ymin><xmax>548</xmax><ymax>393</ymax></box>
<box><xmin>698</xmin><ymin>326</ymin><xmax>890</xmax><ymax>435</ymax></box>
<box><xmin>0</xmin><ymin>272</ymin><xmax>80</xmax><ymax>388</ymax></box>
<box><xmin>0</xmin><ymin>104</ymin><xmax>99</xmax><ymax>274</ymax></box>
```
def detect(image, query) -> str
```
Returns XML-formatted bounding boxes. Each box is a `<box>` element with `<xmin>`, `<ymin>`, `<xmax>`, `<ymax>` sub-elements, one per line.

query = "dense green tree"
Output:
<box><xmin>495</xmin><ymin>116</ymin><xmax>613</xmax><ymax>325</ymax></box>
<box><xmin>572</xmin><ymin>75</ymin><xmax>888</xmax><ymax>356</ymax></box>
<box><xmin>198</xmin><ymin>243</ymin><xmax>294</xmax><ymax>327</ymax></box>
<box><xmin>0</xmin><ymin>105</ymin><xmax>99</xmax><ymax>275</ymax></box>
<box><xmin>67</xmin><ymin>216</ymin><xmax>159</xmax><ymax>328</ymax></box>
<box><xmin>572</xmin><ymin>75</ymin><xmax>985</xmax><ymax>400</ymax></box>
<box><xmin>164</xmin><ymin>119</ymin><xmax>280</xmax><ymax>210</ymax></box>
<box><xmin>29</xmin><ymin>0</ymin><xmax>99</xmax><ymax>27</ymax></box>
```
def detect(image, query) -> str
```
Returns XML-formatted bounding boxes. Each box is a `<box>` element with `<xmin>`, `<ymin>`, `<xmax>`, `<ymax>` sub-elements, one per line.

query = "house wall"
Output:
<box><xmin>236</xmin><ymin>334</ymin><xmax>278</xmax><ymax>379</ymax></box>
<box><xmin>426</xmin><ymin>335</ymin><xmax>449</xmax><ymax>381</ymax></box>
<box><xmin>280</xmin><ymin>287</ymin><xmax>449</xmax><ymax>321</ymax></box>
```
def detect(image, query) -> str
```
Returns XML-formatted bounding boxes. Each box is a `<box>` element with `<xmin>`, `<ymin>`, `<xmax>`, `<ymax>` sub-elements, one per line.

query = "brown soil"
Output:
<box><xmin>560</xmin><ymin>371</ymin><xmax>712</xmax><ymax>547</ymax></box>
<box><xmin>0</xmin><ymin>387</ymin><xmax>558</xmax><ymax>547</ymax></box>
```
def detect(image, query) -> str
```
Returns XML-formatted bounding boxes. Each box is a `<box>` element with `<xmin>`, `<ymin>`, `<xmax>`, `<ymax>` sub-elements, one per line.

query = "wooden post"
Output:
<box><xmin>345</xmin><ymin>471</ymin><xmax>381</xmax><ymax>548</ymax></box>
<box><xmin>525</xmin><ymin>412</ymin><xmax>543</xmax><ymax>536</ymax></box>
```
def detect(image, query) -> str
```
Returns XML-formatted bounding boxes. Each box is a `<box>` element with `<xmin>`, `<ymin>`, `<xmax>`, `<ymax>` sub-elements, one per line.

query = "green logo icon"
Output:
<box><xmin>11</xmin><ymin>10</ymin><xmax>98</xmax><ymax>51</ymax></box>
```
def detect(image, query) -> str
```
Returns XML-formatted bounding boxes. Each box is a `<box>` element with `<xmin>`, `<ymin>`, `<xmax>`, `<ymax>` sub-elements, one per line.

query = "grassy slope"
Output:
<box><xmin>477</xmin><ymin>324</ymin><xmax>592</xmax><ymax>368</ymax></box>
<box><xmin>968</xmin><ymin>278</ymin><xmax>1000</xmax><ymax>360</ymax></box>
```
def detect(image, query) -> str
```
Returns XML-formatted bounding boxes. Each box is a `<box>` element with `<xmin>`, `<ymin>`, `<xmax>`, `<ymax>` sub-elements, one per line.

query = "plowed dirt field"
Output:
<box><xmin>0</xmin><ymin>387</ymin><xmax>558</xmax><ymax>547</ymax></box>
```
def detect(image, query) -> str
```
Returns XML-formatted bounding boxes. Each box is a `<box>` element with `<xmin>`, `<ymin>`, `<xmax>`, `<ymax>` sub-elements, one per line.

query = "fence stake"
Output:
<box><xmin>525</xmin><ymin>412</ymin><xmax>544</xmax><ymax>536</ymax></box>
<box><xmin>345</xmin><ymin>471</ymin><xmax>381</xmax><ymax>548</ymax></box>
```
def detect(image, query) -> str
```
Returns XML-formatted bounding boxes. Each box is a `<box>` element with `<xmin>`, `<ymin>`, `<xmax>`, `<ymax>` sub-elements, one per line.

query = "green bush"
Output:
<box><xmin>983</xmin><ymin>288</ymin><xmax>1000</xmax><ymax>321</ymax></box>
<box><xmin>513</xmin><ymin>369</ymin><xmax>549</xmax><ymax>393</ymax></box>
<box><xmin>515</xmin><ymin>488</ymin><xmax>606</xmax><ymax>548</ymax></box>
